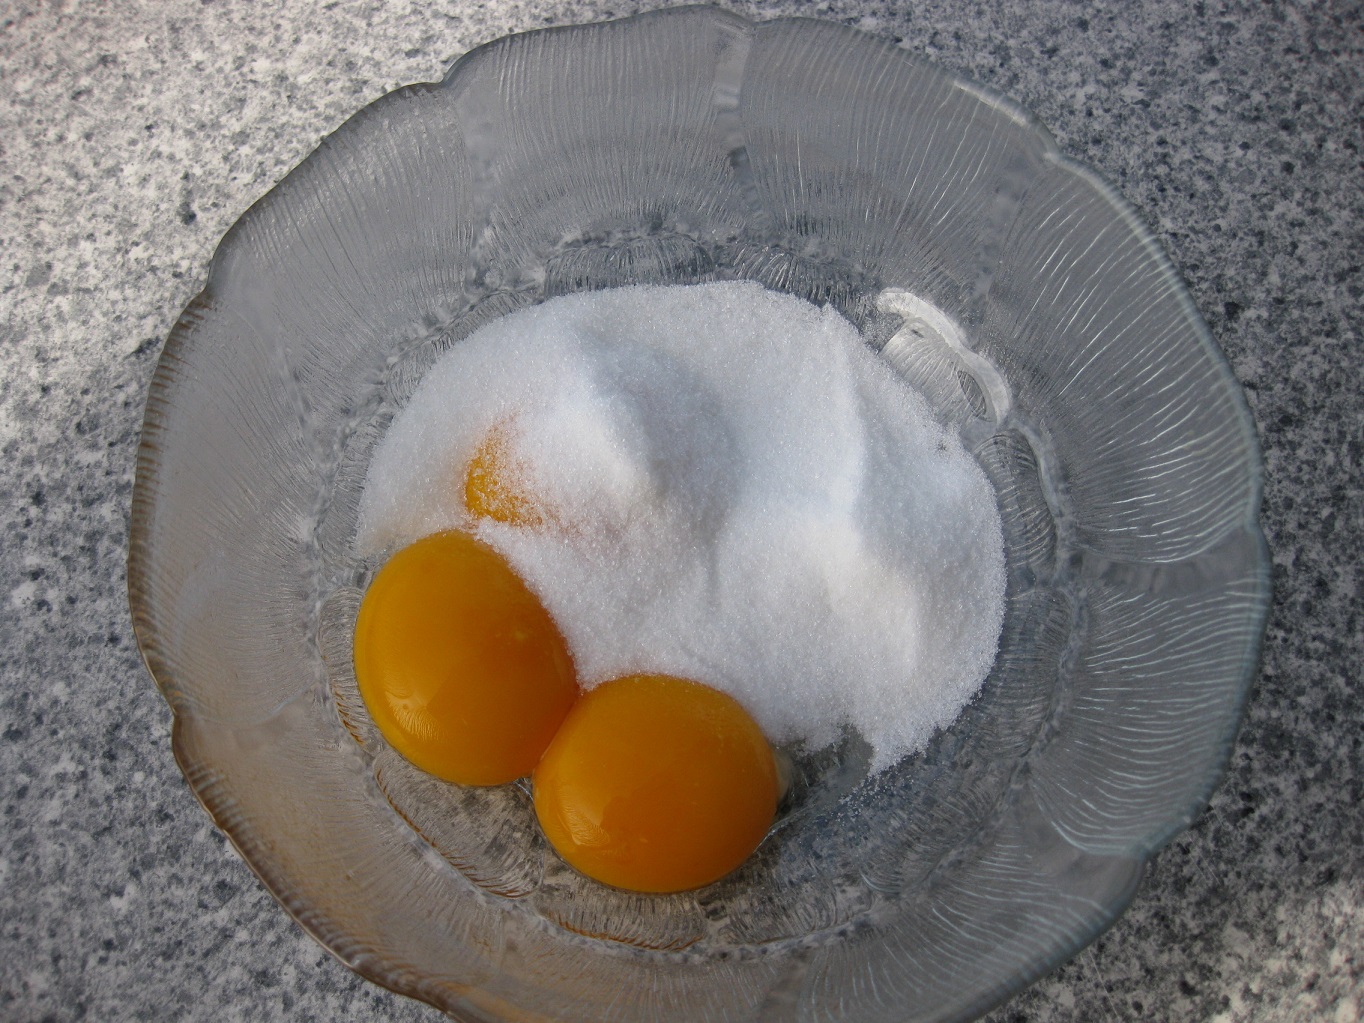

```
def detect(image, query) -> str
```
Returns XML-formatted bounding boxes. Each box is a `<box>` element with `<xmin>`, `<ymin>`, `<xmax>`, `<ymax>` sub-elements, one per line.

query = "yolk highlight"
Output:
<box><xmin>464</xmin><ymin>420</ymin><xmax>550</xmax><ymax>528</ymax></box>
<box><xmin>353</xmin><ymin>530</ymin><xmax>578</xmax><ymax>786</ymax></box>
<box><xmin>533</xmin><ymin>674</ymin><xmax>779</xmax><ymax>893</ymax></box>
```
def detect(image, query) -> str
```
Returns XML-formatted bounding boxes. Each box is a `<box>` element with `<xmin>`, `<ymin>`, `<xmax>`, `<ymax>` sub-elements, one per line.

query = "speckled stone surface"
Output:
<box><xmin>1</xmin><ymin>1</ymin><xmax>1360</xmax><ymax>1020</ymax></box>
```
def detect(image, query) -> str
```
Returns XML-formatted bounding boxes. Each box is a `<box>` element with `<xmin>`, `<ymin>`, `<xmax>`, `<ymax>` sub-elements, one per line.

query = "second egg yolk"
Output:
<box><xmin>533</xmin><ymin>674</ymin><xmax>779</xmax><ymax>893</ymax></box>
<box><xmin>353</xmin><ymin>530</ymin><xmax>578</xmax><ymax>786</ymax></box>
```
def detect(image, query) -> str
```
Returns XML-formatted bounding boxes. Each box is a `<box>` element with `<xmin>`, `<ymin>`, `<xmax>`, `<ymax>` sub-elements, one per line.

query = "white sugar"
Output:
<box><xmin>356</xmin><ymin>282</ymin><xmax>1005</xmax><ymax>772</ymax></box>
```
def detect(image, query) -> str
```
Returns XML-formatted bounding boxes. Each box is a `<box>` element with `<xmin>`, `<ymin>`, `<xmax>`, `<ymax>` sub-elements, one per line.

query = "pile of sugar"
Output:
<box><xmin>356</xmin><ymin>282</ymin><xmax>1006</xmax><ymax>772</ymax></box>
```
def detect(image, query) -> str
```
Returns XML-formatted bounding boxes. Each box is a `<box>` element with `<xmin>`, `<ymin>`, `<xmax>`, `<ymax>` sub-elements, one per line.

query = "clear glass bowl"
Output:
<box><xmin>128</xmin><ymin>8</ymin><xmax>1269</xmax><ymax>1022</ymax></box>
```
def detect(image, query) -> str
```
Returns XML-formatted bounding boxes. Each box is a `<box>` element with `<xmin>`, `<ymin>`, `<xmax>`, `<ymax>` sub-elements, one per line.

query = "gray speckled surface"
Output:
<box><xmin>1</xmin><ymin>1</ymin><xmax>1360</xmax><ymax>1020</ymax></box>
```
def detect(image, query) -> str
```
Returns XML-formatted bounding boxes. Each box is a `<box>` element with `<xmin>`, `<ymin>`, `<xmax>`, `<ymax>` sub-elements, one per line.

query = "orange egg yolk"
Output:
<box><xmin>533</xmin><ymin>674</ymin><xmax>779</xmax><ymax>893</ymax></box>
<box><xmin>353</xmin><ymin>530</ymin><xmax>578</xmax><ymax>786</ymax></box>
<box><xmin>464</xmin><ymin>420</ymin><xmax>551</xmax><ymax>528</ymax></box>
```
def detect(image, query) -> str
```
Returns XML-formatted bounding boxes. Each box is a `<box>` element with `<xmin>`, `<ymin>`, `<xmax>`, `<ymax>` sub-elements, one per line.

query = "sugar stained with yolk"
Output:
<box><xmin>464</xmin><ymin>419</ymin><xmax>552</xmax><ymax>529</ymax></box>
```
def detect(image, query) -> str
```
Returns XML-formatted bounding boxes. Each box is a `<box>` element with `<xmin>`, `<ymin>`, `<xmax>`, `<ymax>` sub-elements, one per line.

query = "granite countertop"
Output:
<box><xmin>2</xmin><ymin>1</ymin><xmax>1360</xmax><ymax>1020</ymax></box>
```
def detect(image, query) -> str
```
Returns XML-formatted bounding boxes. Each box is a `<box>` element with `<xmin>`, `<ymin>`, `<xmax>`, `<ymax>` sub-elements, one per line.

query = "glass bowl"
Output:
<box><xmin>128</xmin><ymin>8</ymin><xmax>1269</xmax><ymax>1022</ymax></box>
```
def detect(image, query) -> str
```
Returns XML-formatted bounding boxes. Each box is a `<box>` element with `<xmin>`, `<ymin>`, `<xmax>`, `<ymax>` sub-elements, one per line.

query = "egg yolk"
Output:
<box><xmin>464</xmin><ymin>420</ymin><xmax>551</xmax><ymax>528</ymax></box>
<box><xmin>353</xmin><ymin>530</ymin><xmax>578</xmax><ymax>786</ymax></box>
<box><xmin>533</xmin><ymin>674</ymin><xmax>779</xmax><ymax>893</ymax></box>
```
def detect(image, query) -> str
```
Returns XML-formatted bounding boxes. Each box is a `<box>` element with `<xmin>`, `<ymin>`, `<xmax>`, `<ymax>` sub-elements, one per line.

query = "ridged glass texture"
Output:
<box><xmin>128</xmin><ymin>8</ymin><xmax>1269</xmax><ymax>1022</ymax></box>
